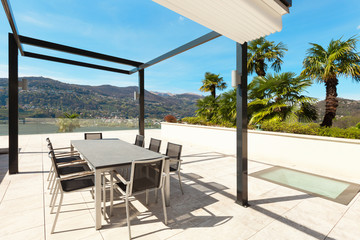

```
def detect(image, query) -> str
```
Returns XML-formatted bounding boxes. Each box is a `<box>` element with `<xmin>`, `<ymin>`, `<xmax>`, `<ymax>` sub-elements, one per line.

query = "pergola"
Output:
<box><xmin>2</xmin><ymin>0</ymin><xmax>291</xmax><ymax>206</ymax></box>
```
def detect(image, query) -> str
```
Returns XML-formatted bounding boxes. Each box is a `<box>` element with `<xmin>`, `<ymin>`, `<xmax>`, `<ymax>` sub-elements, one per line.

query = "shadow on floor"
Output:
<box><xmin>19</xmin><ymin>151</ymin><xmax>48</xmax><ymax>154</ymax></box>
<box><xmin>101</xmin><ymin>173</ymin><xmax>233</xmax><ymax>238</ymax></box>
<box><xmin>0</xmin><ymin>154</ymin><xmax>8</xmax><ymax>184</ymax></box>
<box><xmin>181</xmin><ymin>152</ymin><xmax>235</xmax><ymax>165</ymax></box>
<box><xmin>47</xmin><ymin>151</ymin><xmax>339</xmax><ymax>239</ymax></box>
<box><xmin>181</xmin><ymin>171</ymin><xmax>327</xmax><ymax>239</ymax></box>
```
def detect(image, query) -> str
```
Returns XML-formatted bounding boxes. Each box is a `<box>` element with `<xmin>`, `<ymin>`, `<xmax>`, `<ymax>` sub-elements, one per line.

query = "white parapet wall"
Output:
<box><xmin>161</xmin><ymin>122</ymin><xmax>360</xmax><ymax>184</ymax></box>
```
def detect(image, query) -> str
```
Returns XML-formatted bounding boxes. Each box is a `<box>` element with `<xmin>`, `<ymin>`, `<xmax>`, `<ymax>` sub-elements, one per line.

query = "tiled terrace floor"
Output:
<box><xmin>0</xmin><ymin>129</ymin><xmax>359</xmax><ymax>240</ymax></box>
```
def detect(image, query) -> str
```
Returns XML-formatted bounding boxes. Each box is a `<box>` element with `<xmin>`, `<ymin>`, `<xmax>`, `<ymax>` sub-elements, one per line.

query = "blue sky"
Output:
<box><xmin>0</xmin><ymin>0</ymin><xmax>360</xmax><ymax>100</ymax></box>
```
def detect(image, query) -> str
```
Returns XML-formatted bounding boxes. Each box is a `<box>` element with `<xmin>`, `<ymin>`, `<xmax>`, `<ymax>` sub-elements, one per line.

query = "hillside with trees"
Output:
<box><xmin>0</xmin><ymin>76</ymin><xmax>202</xmax><ymax>120</ymax></box>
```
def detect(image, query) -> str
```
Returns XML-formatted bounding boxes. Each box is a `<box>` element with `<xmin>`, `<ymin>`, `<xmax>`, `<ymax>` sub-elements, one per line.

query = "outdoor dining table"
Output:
<box><xmin>70</xmin><ymin>139</ymin><xmax>170</xmax><ymax>230</ymax></box>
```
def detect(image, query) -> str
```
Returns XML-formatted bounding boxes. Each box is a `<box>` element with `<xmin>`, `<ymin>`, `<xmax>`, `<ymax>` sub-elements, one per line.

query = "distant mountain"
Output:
<box><xmin>150</xmin><ymin>91</ymin><xmax>175</xmax><ymax>97</ymax></box>
<box><xmin>315</xmin><ymin>98</ymin><xmax>360</xmax><ymax>118</ymax></box>
<box><xmin>0</xmin><ymin>76</ymin><xmax>202</xmax><ymax>120</ymax></box>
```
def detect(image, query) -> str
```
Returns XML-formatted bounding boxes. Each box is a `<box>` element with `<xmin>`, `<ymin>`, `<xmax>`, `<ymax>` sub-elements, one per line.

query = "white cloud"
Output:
<box><xmin>19</xmin><ymin>15</ymin><xmax>52</xmax><ymax>28</ymax></box>
<box><xmin>357</xmin><ymin>25</ymin><xmax>360</xmax><ymax>30</ymax></box>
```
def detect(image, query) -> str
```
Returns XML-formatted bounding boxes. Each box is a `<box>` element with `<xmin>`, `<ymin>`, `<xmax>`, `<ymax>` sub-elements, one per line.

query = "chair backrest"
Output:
<box><xmin>46</xmin><ymin>137</ymin><xmax>54</xmax><ymax>151</ymax></box>
<box><xmin>46</xmin><ymin>138</ymin><xmax>52</xmax><ymax>149</ymax></box>
<box><xmin>48</xmin><ymin>150</ymin><xmax>61</xmax><ymax>178</ymax></box>
<box><xmin>165</xmin><ymin>142</ymin><xmax>182</xmax><ymax>171</ymax></box>
<box><xmin>129</xmin><ymin>158</ymin><xmax>164</xmax><ymax>195</ymax></box>
<box><xmin>84</xmin><ymin>133</ymin><xmax>103</xmax><ymax>140</ymax></box>
<box><xmin>134</xmin><ymin>135</ymin><xmax>144</xmax><ymax>147</ymax></box>
<box><xmin>47</xmin><ymin>142</ymin><xmax>54</xmax><ymax>151</ymax></box>
<box><xmin>148</xmin><ymin>138</ymin><xmax>161</xmax><ymax>153</ymax></box>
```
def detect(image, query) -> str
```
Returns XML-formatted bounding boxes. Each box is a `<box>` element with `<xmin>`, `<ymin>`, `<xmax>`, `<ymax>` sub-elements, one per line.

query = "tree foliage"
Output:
<box><xmin>195</xmin><ymin>72</ymin><xmax>316</xmax><ymax>127</ymax></box>
<box><xmin>199</xmin><ymin>72</ymin><xmax>227</xmax><ymax>98</ymax></box>
<box><xmin>248</xmin><ymin>72</ymin><xmax>317</xmax><ymax>124</ymax></box>
<box><xmin>302</xmin><ymin>36</ymin><xmax>360</xmax><ymax>127</ymax></box>
<box><xmin>247</xmin><ymin>37</ymin><xmax>287</xmax><ymax>76</ymax></box>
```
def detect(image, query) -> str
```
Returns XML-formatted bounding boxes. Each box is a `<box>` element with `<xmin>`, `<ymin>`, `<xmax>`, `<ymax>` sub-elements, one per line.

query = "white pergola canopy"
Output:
<box><xmin>153</xmin><ymin>0</ymin><xmax>290</xmax><ymax>43</ymax></box>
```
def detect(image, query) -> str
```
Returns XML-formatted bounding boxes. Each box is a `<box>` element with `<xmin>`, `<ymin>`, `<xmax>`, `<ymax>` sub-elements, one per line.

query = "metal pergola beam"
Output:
<box><xmin>23</xmin><ymin>51</ymin><xmax>131</xmax><ymax>75</ymax></box>
<box><xmin>130</xmin><ymin>31</ymin><xmax>221</xmax><ymax>73</ymax></box>
<box><xmin>19</xmin><ymin>35</ymin><xmax>143</xmax><ymax>67</ymax></box>
<box><xmin>1</xmin><ymin>0</ymin><xmax>23</xmax><ymax>55</ymax></box>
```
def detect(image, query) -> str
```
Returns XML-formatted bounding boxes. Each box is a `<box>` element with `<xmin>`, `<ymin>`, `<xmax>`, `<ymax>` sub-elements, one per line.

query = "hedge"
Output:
<box><xmin>181</xmin><ymin>117</ymin><xmax>360</xmax><ymax>139</ymax></box>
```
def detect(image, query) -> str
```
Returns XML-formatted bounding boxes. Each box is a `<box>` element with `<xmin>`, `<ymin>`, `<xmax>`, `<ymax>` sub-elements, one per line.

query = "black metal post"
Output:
<box><xmin>8</xmin><ymin>33</ymin><xmax>18</xmax><ymax>174</ymax></box>
<box><xmin>138</xmin><ymin>69</ymin><xmax>145</xmax><ymax>137</ymax></box>
<box><xmin>236</xmin><ymin>42</ymin><xmax>248</xmax><ymax>206</ymax></box>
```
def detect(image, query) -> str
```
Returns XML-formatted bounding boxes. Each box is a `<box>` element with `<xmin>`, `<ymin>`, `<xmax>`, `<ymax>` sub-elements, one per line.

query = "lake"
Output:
<box><xmin>0</xmin><ymin>121</ymin><xmax>160</xmax><ymax>136</ymax></box>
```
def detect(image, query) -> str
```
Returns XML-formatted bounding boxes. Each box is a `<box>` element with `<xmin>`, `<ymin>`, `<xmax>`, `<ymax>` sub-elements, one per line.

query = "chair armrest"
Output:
<box><xmin>113</xmin><ymin>170</ymin><xmax>130</xmax><ymax>185</ymax></box>
<box><xmin>60</xmin><ymin>171</ymin><xmax>94</xmax><ymax>180</ymax></box>
<box><xmin>52</xmin><ymin>146</ymin><xmax>72</xmax><ymax>151</ymax></box>
<box><xmin>169</xmin><ymin>158</ymin><xmax>182</xmax><ymax>164</ymax></box>
<box><xmin>57</xmin><ymin>159</ymin><xmax>86</xmax><ymax>166</ymax></box>
<box><xmin>55</xmin><ymin>151</ymin><xmax>79</xmax><ymax>156</ymax></box>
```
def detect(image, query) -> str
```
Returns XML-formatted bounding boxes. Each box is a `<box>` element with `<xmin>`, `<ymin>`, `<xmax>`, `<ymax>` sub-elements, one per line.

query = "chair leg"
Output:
<box><xmin>110</xmin><ymin>172</ymin><xmax>114</xmax><ymax>216</ymax></box>
<box><xmin>51</xmin><ymin>184</ymin><xmax>60</xmax><ymax>214</ymax></box>
<box><xmin>125</xmin><ymin>194</ymin><xmax>131</xmax><ymax>240</ymax></box>
<box><xmin>50</xmin><ymin>174</ymin><xmax>56</xmax><ymax>194</ymax></box>
<box><xmin>91</xmin><ymin>187</ymin><xmax>94</xmax><ymax>199</ymax></box>
<box><xmin>47</xmin><ymin>165</ymin><xmax>53</xmax><ymax>181</ymax></box>
<box><xmin>51</xmin><ymin>191</ymin><xmax>64</xmax><ymax>234</ymax></box>
<box><xmin>161</xmin><ymin>186</ymin><xmax>168</xmax><ymax>225</ymax></box>
<box><xmin>102</xmin><ymin>174</ymin><xmax>106</xmax><ymax>220</ymax></box>
<box><xmin>145</xmin><ymin>190</ymin><xmax>149</xmax><ymax>205</ymax></box>
<box><xmin>50</xmin><ymin>181</ymin><xmax>58</xmax><ymax>207</ymax></box>
<box><xmin>47</xmin><ymin>170</ymin><xmax>54</xmax><ymax>190</ymax></box>
<box><xmin>178</xmin><ymin>171</ymin><xmax>184</xmax><ymax>195</ymax></box>
<box><xmin>154</xmin><ymin>189</ymin><xmax>158</xmax><ymax>203</ymax></box>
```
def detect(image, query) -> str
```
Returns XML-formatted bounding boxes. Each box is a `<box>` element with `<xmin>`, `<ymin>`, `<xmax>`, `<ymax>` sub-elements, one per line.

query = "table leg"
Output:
<box><xmin>164</xmin><ymin>159</ymin><xmax>170</xmax><ymax>207</ymax></box>
<box><xmin>95</xmin><ymin>170</ymin><xmax>102</xmax><ymax>230</ymax></box>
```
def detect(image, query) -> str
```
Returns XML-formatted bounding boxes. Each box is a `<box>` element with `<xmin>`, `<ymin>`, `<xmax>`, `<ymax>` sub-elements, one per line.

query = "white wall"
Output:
<box><xmin>161</xmin><ymin>122</ymin><xmax>360</xmax><ymax>184</ymax></box>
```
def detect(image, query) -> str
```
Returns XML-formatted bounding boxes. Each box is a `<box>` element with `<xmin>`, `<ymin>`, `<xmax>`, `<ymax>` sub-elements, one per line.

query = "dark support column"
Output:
<box><xmin>8</xmin><ymin>33</ymin><xmax>18</xmax><ymax>174</ymax></box>
<box><xmin>138</xmin><ymin>69</ymin><xmax>145</xmax><ymax>137</ymax></box>
<box><xmin>236</xmin><ymin>42</ymin><xmax>248</xmax><ymax>206</ymax></box>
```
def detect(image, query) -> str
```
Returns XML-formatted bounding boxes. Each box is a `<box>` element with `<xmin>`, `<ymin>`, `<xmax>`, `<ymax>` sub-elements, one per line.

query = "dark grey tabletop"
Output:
<box><xmin>71</xmin><ymin>139</ymin><xmax>165</xmax><ymax>169</ymax></box>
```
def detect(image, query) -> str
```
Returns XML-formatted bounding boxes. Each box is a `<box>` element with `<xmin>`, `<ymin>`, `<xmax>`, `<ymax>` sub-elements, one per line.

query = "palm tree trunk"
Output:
<box><xmin>255</xmin><ymin>60</ymin><xmax>266</xmax><ymax>76</ymax></box>
<box><xmin>321</xmin><ymin>78</ymin><xmax>339</xmax><ymax>127</ymax></box>
<box><xmin>211</xmin><ymin>86</ymin><xmax>216</xmax><ymax>98</ymax></box>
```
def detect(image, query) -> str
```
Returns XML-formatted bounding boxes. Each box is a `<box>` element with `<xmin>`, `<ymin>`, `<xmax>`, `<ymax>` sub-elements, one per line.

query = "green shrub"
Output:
<box><xmin>317</xmin><ymin>127</ymin><xmax>360</xmax><ymax>139</ymax></box>
<box><xmin>260</xmin><ymin>121</ymin><xmax>319</xmax><ymax>135</ymax></box>
<box><xmin>181</xmin><ymin>118</ymin><xmax>360</xmax><ymax>139</ymax></box>
<box><xmin>259</xmin><ymin>121</ymin><xmax>360</xmax><ymax>139</ymax></box>
<box><xmin>182</xmin><ymin>117</ymin><xmax>235</xmax><ymax>128</ymax></box>
<box><xmin>56</xmin><ymin>112</ymin><xmax>80</xmax><ymax>132</ymax></box>
<box><xmin>182</xmin><ymin>117</ymin><xmax>207</xmax><ymax>125</ymax></box>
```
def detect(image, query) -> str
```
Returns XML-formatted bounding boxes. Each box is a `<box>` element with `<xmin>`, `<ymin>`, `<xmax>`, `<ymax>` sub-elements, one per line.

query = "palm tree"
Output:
<box><xmin>302</xmin><ymin>36</ymin><xmax>360</xmax><ymax>127</ymax></box>
<box><xmin>217</xmin><ymin>89</ymin><xmax>237</xmax><ymax>125</ymax></box>
<box><xmin>247</xmin><ymin>37</ymin><xmax>287</xmax><ymax>76</ymax></box>
<box><xmin>199</xmin><ymin>72</ymin><xmax>227</xmax><ymax>98</ymax></box>
<box><xmin>248</xmin><ymin>72</ymin><xmax>317</xmax><ymax>124</ymax></box>
<box><xmin>196</xmin><ymin>95</ymin><xmax>218</xmax><ymax>121</ymax></box>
